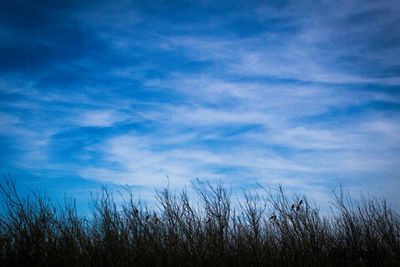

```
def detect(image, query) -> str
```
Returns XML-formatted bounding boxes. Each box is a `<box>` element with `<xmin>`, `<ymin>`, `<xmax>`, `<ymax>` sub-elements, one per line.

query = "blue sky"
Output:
<box><xmin>1</xmin><ymin>0</ymin><xmax>399</xmax><ymax>210</ymax></box>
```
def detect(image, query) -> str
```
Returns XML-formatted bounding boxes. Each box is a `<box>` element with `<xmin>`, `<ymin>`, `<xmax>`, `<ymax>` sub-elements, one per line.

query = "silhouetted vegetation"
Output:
<box><xmin>0</xmin><ymin>179</ymin><xmax>399</xmax><ymax>266</ymax></box>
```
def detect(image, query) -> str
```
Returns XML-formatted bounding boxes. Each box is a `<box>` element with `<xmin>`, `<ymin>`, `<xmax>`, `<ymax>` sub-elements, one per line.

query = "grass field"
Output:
<box><xmin>0</xmin><ymin>179</ymin><xmax>399</xmax><ymax>266</ymax></box>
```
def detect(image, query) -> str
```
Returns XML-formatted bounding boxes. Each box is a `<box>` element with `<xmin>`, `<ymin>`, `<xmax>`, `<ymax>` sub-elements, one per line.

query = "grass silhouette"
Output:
<box><xmin>0</xmin><ymin>178</ymin><xmax>399</xmax><ymax>266</ymax></box>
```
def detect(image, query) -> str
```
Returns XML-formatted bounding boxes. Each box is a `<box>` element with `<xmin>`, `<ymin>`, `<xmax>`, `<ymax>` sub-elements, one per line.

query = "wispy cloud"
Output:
<box><xmin>0</xmin><ymin>0</ymin><xmax>399</xmax><ymax>209</ymax></box>
<box><xmin>74</xmin><ymin>110</ymin><xmax>129</xmax><ymax>127</ymax></box>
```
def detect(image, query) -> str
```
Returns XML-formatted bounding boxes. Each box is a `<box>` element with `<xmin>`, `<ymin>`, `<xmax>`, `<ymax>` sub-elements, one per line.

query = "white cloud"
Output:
<box><xmin>75</xmin><ymin>110</ymin><xmax>128</xmax><ymax>127</ymax></box>
<box><xmin>2</xmin><ymin>0</ymin><xmax>399</xmax><ymax>210</ymax></box>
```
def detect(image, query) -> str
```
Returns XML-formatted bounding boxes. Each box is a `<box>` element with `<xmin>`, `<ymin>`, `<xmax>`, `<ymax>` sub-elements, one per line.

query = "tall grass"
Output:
<box><xmin>0</xmin><ymin>179</ymin><xmax>399</xmax><ymax>266</ymax></box>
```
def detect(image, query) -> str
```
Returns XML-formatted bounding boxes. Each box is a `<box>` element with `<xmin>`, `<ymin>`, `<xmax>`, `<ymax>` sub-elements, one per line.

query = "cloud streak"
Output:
<box><xmin>0</xmin><ymin>0</ymin><xmax>399</xmax><ymax>209</ymax></box>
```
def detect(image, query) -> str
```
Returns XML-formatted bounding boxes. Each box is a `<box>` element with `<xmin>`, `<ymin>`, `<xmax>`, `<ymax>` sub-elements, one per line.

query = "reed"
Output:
<box><xmin>1</xmin><ymin>179</ymin><xmax>399</xmax><ymax>266</ymax></box>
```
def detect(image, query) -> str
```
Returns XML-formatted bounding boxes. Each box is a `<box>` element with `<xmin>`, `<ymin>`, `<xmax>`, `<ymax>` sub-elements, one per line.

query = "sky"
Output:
<box><xmin>0</xmin><ymin>0</ymin><xmax>399</xmax><ymax>210</ymax></box>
